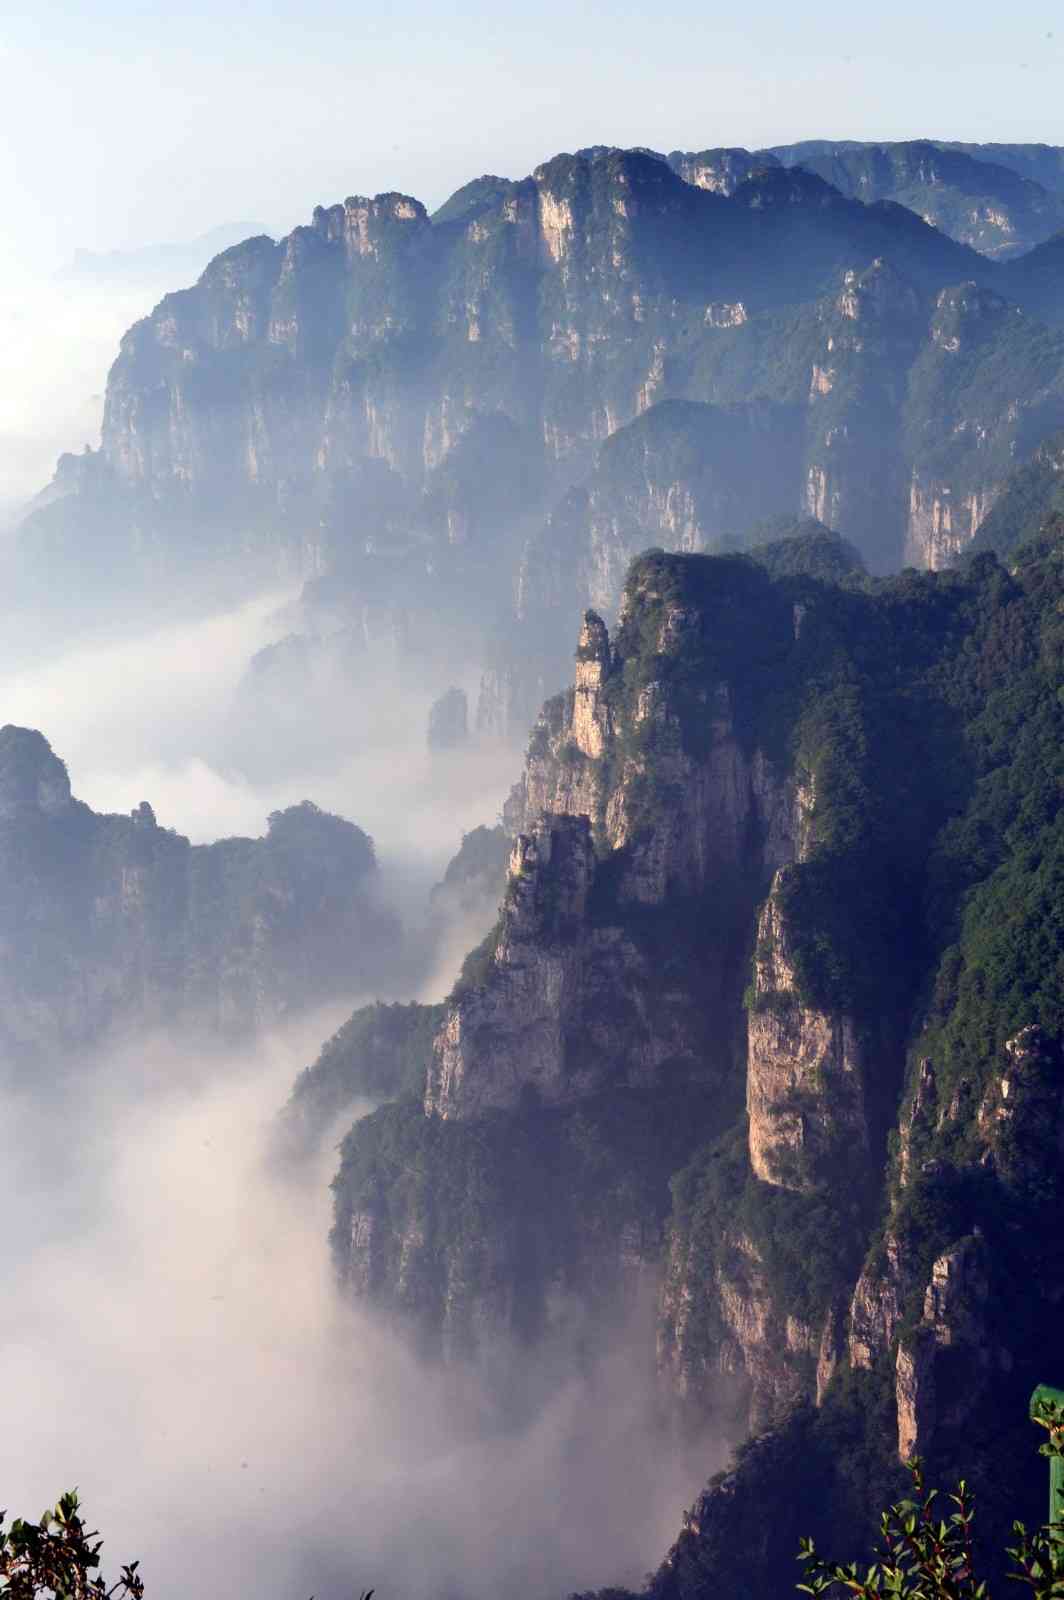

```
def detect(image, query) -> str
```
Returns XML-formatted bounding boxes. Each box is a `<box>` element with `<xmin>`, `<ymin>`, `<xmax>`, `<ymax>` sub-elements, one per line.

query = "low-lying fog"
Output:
<box><xmin>0</xmin><ymin>237</ymin><xmax>717</xmax><ymax>1590</ymax></box>
<box><xmin>0</xmin><ymin>587</ymin><xmax>511</xmax><ymax>919</ymax></box>
<box><xmin>0</xmin><ymin>265</ymin><xmax>158</xmax><ymax>528</ymax></box>
<box><xmin>0</xmin><ymin>1019</ymin><xmax>716</xmax><ymax>1600</ymax></box>
<box><xmin>0</xmin><ymin>586</ymin><xmax>722</xmax><ymax>1596</ymax></box>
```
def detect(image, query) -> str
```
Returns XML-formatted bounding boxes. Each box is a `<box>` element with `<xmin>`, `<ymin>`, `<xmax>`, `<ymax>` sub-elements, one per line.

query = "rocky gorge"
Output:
<box><xmin>4</xmin><ymin>128</ymin><xmax>1064</xmax><ymax>1600</ymax></box>
<box><xmin>319</xmin><ymin>513</ymin><xmax>1063</xmax><ymax>1594</ymax></box>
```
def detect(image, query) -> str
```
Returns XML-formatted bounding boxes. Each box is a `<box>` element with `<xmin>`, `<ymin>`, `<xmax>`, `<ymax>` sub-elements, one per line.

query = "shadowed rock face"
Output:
<box><xmin>329</xmin><ymin>526</ymin><xmax>1064</xmax><ymax>1598</ymax></box>
<box><xmin>0</xmin><ymin>726</ymin><xmax>401</xmax><ymax>1064</ymax></box>
<box><xmin>0</xmin><ymin>725</ymin><xmax>72</xmax><ymax>820</ymax></box>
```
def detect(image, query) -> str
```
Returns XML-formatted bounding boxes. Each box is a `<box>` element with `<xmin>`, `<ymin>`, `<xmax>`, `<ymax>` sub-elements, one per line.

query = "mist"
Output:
<box><xmin>0</xmin><ymin>585</ymin><xmax>518</xmax><ymax>942</ymax></box>
<box><xmin>0</xmin><ymin>130</ymin><xmax>739</xmax><ymax>1600</ymax></box>
<box><xmin>0</xmin><ymin>547</ymin><xmax>723</xmax><ymax>1599</ymax></box>
<box><xmin>0</xmin><ymin>1013</ymin><xmax>721</xmax><ymax>1600</ymax></box>
<box><xmin>0</xmin><ymin>264</ymin><xmax>161</xmax><ymax>526</ymax></box>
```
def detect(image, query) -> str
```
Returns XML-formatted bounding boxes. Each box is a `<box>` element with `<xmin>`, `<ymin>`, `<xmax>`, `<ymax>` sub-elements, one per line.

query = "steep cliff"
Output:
<box><xmin>15</xmin><ymin>143</ymin><xmax>1064</xmax><ymax>738</ymax></box>
<box><xmin>328</xmin><ymin>515</ymin><xmax>1062</xmax><ymax>1597</ymax></box>
<box><xmin>0</xmin><ymin>725</ymin><xmax>401</xmax><ymax>1066</ymax></box>
<box><xmin>634</xmin><ymin>518</ymin><xmax>1064</xmax><ymax>1599</ymax></box>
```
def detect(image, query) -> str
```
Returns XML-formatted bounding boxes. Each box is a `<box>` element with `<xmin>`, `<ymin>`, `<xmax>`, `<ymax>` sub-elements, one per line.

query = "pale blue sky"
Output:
<box><xmin>2</xmin><ymin>0</ymin><xmax>1063</xmax><ymax>265</ymax></box>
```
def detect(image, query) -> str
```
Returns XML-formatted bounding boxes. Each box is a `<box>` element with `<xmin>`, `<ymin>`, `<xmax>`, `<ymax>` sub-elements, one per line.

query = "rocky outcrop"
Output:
<box><xmin>895</xmin><ymin>1232</ymin><xmax>997</xmax><ymax>1460</ymax></box>
<box><xmin>847</xmin><ymin>1230</ymin><xmax>917</xmax><ymax>1371</ymax></box>
<box><xmin>667</xmin><ymin>147</ymin><xmax>782</xmax><ymax>196</ymax></box>
<box><xmin>0</xmin><ymin>725</ymin><xmax>400</xmax><ymax>1063</ymax></box>
<box><xmin>658</xmin><ymin>1218</ymin><xmax>822</xmax><ymax>1431</ymax></box>
<box><xmin>746</xmin><ymin>875</ymin><xmax>868</xmax><ymax>1191</ymax></box>
<box><xmin>423</xmin><ymin>791</ymin><xmax>749</xmax><ymax>1119</ymax></box>
<box><xmin>905</xmin><ymin>474</ymin><xmax>998</xmax><ymax>570</ymax></box>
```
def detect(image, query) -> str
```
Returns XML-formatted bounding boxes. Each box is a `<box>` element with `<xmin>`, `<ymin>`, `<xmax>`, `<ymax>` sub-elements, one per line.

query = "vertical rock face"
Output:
<box><xmin>800</xmin><ymin>258</ymin><xmax>924</xmax><ymax>572</ymax></box>
<box><xmin>330</xmin><ymin>533</ymin><xmax>1064</xmax><ymax>1584</ymax></box>
<box><xmin>905</xmin><ymin>474</ymin><xmax>998</xmax><ymax>570</ymax></box>
<box><xmin>506</xmin><ymin>570</ymin><xmax>800</xmax><ymax>906</ymax></box>
<box><xmin>847</xmin><ymin>1230</ymin><xmax>917</xmax><ymax>1371</ymax></box>
<box><xmin>571</xmin><ymin>610</ymin><xmax>613</xmax><ymax>758</ymax></box>
<box><xmin>425</xmin><ymin>553</ymin><xmax>808</xmax><ymax>1123</ymax></box>
<box><xmin>658</xmin><ymin>1216</ymin><xmax>826</xmax><ymax>1431</ymax></box>
<box><xmin>895</xmin><ymin>1233</ymin><xmax>995</xmax><ymax>1461</ymax></box>
<box><xmin>746</xmin><ymin>875</ymin><xmax>868</xmax><ymax>1191</ymax></box>
<box><xmin>425</xmin><ymin>814</ymin><xmax>602</xmax><ymax>1118</ymax></box>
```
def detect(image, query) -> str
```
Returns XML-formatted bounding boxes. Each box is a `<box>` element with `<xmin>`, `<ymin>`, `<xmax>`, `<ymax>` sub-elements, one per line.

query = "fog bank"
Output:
<box><xmin>0</xmin><ymin>1018</ymin><xmax>721</xmax><ymax>1599</ymax></box>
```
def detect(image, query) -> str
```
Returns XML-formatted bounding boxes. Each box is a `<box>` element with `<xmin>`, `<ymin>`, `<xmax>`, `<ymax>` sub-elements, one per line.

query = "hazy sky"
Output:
<box><xmin>2</xmin><ymin>0</ymin><xmax>1063</xmax><ymax>267</ymax></box>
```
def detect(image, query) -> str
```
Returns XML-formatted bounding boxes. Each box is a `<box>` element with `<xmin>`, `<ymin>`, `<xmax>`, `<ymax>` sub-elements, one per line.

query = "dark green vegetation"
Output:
<box><xmin>761</xmin><ymin>140</ymin><xmax>1064</xmax><ymax>258</ymax></box>
<box><xmin>0</xmin><ymin>728</ymin><xmax>400</xmax><ymax>1064</ymax></box>
<box><xmin>0</xmin><ymin>1492</ymin><xmax>143</xmax><ymax>1600</ymax></box>
<box><xmin>281</xmin><ymin>1000</ymin><xmax>444</xmax><ymax>1155</ymax></box>
<box><xmin>571</xmin><ymin>523</ymin><xmax>1062</xmax><ymax>1598</ymax></box>
<box><xmin>797</xmin><ymin>1402</ymin><xmax>1064</xmax><ymax>1600</ymax></box>
<box><xmin>967</xmin><ymin>434</ymin><xmax>1064</xmax><ymax>562</ymax></box>
<box><xmin>744</xmin><ymin>518</ymin><xmax>866</xmax><ymax>583</ymax></box>
<box><xmin>323</xmin><ymin>512</ymin><xmax>1063</xmax><ymax>1599</ymax></box>
<box><xmin>331</xmin><ymin>1082</ymin><xmax>730</xmax><ymax>1357</ymax></box>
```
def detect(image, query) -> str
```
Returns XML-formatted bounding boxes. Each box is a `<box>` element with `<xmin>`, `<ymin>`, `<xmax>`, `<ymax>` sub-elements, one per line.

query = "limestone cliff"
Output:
<box><xmin>328</xmin><ymin>521</ymin><xmax>1062</xmax><ymax>1598</ymax></box>
<box><xmin>745</xmin><ymin>874</ymin><xmax>868</xmax><ymax>1191</ymax></box>
<box><xmin>17</xmin><ymin>144</ymin><xmax>1064</xmax><ymax>729</ymax></box>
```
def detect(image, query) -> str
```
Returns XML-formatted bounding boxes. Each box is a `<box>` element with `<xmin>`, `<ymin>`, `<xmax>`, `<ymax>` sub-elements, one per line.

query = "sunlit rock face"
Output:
<box><xmin>331</xmin><ymin>517</ymin><xmax>1064</xmax><ymax>1589</ymax></box>
<box><xmin>19</xmin><ymin>143</ymin><xmax>1064</xmax><ymax>729</ymax></box>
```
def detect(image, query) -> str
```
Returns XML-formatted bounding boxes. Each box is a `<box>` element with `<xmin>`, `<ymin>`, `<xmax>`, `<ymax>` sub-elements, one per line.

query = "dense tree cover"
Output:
<box><xmin>331</xmin><ymin>1081</ymin><xmax>733</xmax><ymax>1355</ymax></box>
<box><xmin>280</xmin><ymin>1000</ymin><xmax>445</xmax><ymax>1155</ymax></box>
<box><xmin>744</xmin><ymin>518</ymin><xmax>867</xmax><ymax>583</ymax></box>
<box><xmin>966</xmin><ymin>443</ymin><xmax>1064</xmax><ymax>562</ymax></box>
<box><xmin>612</xmin><ymin>524</ymin><xmax>1063</xmax><ymax>1600</ymax></box>
<box><xmin>330</xmin><ymin>520</ymin><xmax>1063</xmax><ymax>1600</ymax></box>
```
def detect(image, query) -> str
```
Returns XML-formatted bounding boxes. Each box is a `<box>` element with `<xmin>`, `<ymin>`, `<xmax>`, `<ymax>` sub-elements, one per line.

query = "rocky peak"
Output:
<box><xmin>0</xmin><ymin>725</ymin><xmax>73</xmax><ymax>821</ymax></box>
<box><xmin>930</xmin><ymin>279</ymin><xmax>1012</xmax><ymax>349</ymax></box>
<box><xmin>311</xmin><ymin>191</ymin><xmax>429</xmax><ymax>259</ymax></box>
<box><xmin>572</xmin><ymin>609</ymin><xmax>613</xmax><ymax>758</ymax></box>
<box><xmin>833</xmin><ymin>258</ymin><xmax>921</xmax><ymax>326</ymax></box>
<box><xmin>666</xmin><ymin>147</ymin><xmax>781</xmax><ymax>196</ymax></box>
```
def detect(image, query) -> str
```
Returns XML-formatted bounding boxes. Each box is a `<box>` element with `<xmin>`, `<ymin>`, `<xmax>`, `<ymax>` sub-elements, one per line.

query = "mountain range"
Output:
<box><xmin>9</xmin><ymin>139</ymin><xmax>1064</xmax><ymax>752</ymax></box>
<box><xmin>5</xmin><ymin>134</ymin><xmax>1064</xmax><ymax>1600</ymax></box>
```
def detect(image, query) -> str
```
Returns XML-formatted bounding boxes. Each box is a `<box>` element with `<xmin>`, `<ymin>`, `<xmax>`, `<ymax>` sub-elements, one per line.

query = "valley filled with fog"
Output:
<box><xmin>3</xmin><ymin>111</ymin><xmax>1064</xmax><ymax>1600</ymax></box>
<box><xmin>0</xmin><ymin>515</ymin><xmax>719</xmax><ymax>1598</ymax></box>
